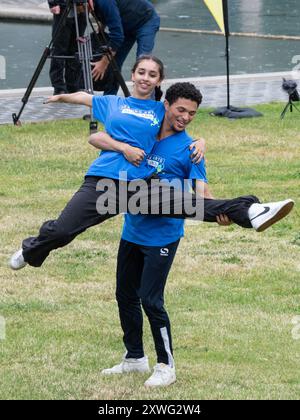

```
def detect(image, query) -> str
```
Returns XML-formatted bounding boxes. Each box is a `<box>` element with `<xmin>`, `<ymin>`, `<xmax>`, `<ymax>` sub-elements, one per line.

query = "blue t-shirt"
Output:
<box><xmin>86</xmin><ymin>96</ymin><xmax>165</xmax><ymax>181</ymax></box>
<box><xmin>122</xmin><ymin>131</ymin><xmax>208</xmax><ymax>246</ymax></box>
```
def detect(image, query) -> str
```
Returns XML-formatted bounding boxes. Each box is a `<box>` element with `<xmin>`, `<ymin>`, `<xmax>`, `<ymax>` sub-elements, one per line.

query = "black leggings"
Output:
<box><xmin>22</xmin><ymin>176</ymin><xmax>259</xmax><ymax>267</ymax></box>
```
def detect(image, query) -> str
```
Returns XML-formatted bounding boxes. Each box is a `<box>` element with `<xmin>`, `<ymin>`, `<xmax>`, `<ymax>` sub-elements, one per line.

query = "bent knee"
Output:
<box><xmin>40</xmin><ymin>220</ymin><xmax>71</xmax><ymax>240</ymax></box>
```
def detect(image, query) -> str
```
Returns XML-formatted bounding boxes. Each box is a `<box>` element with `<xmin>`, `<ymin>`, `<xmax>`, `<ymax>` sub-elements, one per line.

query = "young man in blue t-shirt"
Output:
<box><xmin>98</xmin><ymin>83</ymin><xmax>229</xmax><ymax>387</ymax></box>
<box><xmin>98</xmin><ymin>83</ymin><xmax>294</xmax><ymax>387</ymax></box>
<box><xmin>101</xmin><ymin>83</ymin><xmax>214</xmax><ymax>386</ymax></box>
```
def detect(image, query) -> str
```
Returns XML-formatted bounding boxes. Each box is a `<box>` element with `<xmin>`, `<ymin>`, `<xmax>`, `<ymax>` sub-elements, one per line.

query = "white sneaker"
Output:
<box><xmin>9</xmin><ymin>249</ymin><xmax>27</xmax><ymax>270</ymax></box>
<box><xmin>101</xmin><ymin>355</ymin><xmax>150</xmax><ymax>375</ymax></box>
<box><xmin>144</xmin><ymin>363</ymin><xmax>176</xmax><ymax>387</ymax></box>
<box><xmin>248</xmin><ymin>199</ymin><xmax>294</xmax><ymax>232</ymax></box>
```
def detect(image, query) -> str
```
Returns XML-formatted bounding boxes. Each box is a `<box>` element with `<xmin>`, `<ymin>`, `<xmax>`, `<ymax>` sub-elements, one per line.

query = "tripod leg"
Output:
<box><xmin>292</xmin><ymin>102</ymin><xmax>300</xmax><ymax>113</ymax></box>
<box><xmin>86</xmin><ymin>34</ymin><xmax>95</xmax><ymax>95</ymax></box>
<box><xmin>280</xmin><ymin>101</ymin><xmax>290</xmax><ymax>120</ymax></box>
<box><xmin>12</xmin><ymin>2</ymin><xmax>72</xmax><ymax>125</ymax></box>
<box><xmin>12</xmin><ymin>47</ymin><xmax>51</xmax><ymax>125</ymax></box>
<box><xmin>74</xmin><ymin>2</ymin><xmax>98</xmax><ymax>133</ymax></box>
<box><xmin>74</xmin><ymin>2</ymin><xmax>93</xmax><ymax>95</ymax></box>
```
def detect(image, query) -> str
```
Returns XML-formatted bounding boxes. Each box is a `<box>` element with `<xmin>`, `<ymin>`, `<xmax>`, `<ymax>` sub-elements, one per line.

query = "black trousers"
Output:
<box><xmin>116</xmin><ymin>239</ymin><xmax>180</xmax><ymax>365</ymax></box>
<box><xmin>22</xmin><ymin>176</ymin><xmax>259</xmax><ymax>267</ymax></box>
<box><xmin>49</xmin><ymin>14</ymin><xmax>86</xmax><ymax>93</ymax></box>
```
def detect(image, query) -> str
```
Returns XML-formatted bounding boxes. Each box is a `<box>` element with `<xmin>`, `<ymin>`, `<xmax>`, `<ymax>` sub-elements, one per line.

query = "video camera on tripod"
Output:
<box><xmin>12</xmin><ymin>0</ymin><xmax>130</xmax><ymax>132</ymax></box>
<box><xmin>282</xmin><ymin>79</ymin><xmax>300</xmax><ymax>101</ymax></box>
<box><xmin>280</xmin><ymin>78</ymin><xmax>300</xmax><ymax>119</ymax></box>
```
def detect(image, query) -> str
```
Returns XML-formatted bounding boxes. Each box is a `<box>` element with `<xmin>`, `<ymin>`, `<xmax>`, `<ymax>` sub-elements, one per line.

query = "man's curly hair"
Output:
<box><xmin>165</xmin><ymin>82</ymin><xmax>203</xmax><ymax>107</ymax></box>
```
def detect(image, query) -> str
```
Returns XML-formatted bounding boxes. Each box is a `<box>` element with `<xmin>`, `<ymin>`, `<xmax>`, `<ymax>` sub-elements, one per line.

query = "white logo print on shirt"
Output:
<box><xmin>120</xmin><ymin>106</ymin><xmax>160</xmax><ymax>127</ymax></box>
<box><xmin>147</xmin><ymin>154</ymin><xmax>165</xmax><ymax>173</ymax></box>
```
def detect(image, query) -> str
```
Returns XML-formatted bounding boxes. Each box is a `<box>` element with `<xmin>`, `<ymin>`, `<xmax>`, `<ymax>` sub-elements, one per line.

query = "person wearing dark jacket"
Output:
<box><xmin>92</xmin><ymin>0</ymin><xmax>160</xmax><ymax>95</ymax></box>
<box><xmin>48</xmin><ymin>0</ymin><xmax>87</xmax><ymax>95</ymax></box>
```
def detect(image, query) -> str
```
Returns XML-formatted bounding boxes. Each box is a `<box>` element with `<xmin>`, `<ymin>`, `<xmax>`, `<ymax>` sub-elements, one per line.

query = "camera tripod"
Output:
<box><xmin>12</xmin><ymin>0</ymin><xmax>130</xmax><ymax>132</ymax></box>
<box><xmin>280</xmin><ymin>94</ymin><xmax>300</xmax><ymax>119</ymax></box>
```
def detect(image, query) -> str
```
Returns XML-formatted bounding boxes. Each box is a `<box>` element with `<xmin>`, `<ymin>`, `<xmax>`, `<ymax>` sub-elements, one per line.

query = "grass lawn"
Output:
<box><xmin>0</xmin><ymin>103</ymin><xmax>299</xmax><ymax>400</ymax></box>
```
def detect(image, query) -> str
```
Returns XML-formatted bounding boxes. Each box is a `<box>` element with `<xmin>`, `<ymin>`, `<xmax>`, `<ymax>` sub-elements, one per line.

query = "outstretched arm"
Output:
<box><xmin>44</xmin><ymin>92</ymin><xmax>93</xmax><ymax>107</ymax></box>
<box><xmin>88</xmin><ymin>132</ymin><xmax>146</xmax><ymax>167</ymax></box>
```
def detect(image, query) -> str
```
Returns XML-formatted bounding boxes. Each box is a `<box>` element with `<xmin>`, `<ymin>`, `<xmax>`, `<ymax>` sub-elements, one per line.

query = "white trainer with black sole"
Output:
<box><xmin>9</xmin><ymin>249</ymin><xmax>27</xmax><ymax>270</ymax></box>
<box><xmin>248</xmin><ymin>199</ymin><xmax>294</xmax><ymax>232</ymax></box>
<box><xmin>101</xmin><ymin>356</ymin><xmax>150</xmax><ymax>375</ymax></box>
<box><xmin>144</xmin><ymin>363</ymin><xmax>176</xmax><ymax>387</ymax></box>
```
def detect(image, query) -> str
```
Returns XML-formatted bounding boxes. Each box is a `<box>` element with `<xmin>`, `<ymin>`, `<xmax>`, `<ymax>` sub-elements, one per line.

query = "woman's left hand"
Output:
<box><xmin>189</xmin><ymin>137</ymin><xmax>206</xmax><ymax>164</ymax></box>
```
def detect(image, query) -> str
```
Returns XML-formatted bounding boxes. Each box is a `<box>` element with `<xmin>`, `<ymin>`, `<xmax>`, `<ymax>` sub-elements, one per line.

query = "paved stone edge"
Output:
<box><xmin>1</xmin><ymin>5</ymin><xmax>52</xmax><ymax>22</ymax></box>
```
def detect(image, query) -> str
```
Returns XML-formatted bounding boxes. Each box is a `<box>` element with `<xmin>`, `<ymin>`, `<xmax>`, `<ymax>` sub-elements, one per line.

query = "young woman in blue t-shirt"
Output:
<box><xmin>10</xmin><ymin>55</ymin><xmax>206</xmax><ymax>270</ymax></box>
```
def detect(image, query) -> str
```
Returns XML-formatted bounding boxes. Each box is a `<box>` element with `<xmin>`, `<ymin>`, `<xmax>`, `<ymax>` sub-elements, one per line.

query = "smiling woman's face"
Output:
<box><xmin>132</xmin><ymin>59</ymin><xmax>162</xmax><ymax>98</ymax></box>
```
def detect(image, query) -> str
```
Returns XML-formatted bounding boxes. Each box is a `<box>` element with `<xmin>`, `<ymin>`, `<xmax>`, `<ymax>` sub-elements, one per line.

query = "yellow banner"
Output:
<box><xmin>203</xmin><ymin>0</ymin><xmax>225</xmax><ymax>34</ymax></box>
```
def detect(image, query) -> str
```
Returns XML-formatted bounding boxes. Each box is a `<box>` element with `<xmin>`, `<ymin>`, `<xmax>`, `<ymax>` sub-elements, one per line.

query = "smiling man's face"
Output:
<box><xmin>164</xmin><ymin>98</ymin><xmax>198</xmax><ymax>133</ymax></box>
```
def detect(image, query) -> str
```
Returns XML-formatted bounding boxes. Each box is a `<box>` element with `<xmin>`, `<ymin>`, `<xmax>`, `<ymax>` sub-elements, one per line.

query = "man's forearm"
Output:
<box><xmin>94</xmin><ymin>0</ymin><xmax>124</xmax><ymax>51</ymax></box>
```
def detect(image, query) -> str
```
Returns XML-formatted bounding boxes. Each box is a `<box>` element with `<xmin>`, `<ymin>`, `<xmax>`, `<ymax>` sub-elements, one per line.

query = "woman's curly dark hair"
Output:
<box><xmin>165</xmin><ymin>82</ymin><xmax>203</xmax><ymax>106</ymax></box>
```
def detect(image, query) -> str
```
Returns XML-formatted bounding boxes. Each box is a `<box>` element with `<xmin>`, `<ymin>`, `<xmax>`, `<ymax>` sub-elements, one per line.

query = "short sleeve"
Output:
<box><xmin>92</xmin><ymin>95</ymin><xmax>113</xmax><ymax>123</ymax></box>
<box><xmin>188</xmin><ymin>158</ymin><xmax>208</xmax><ymax>183</ymax></box>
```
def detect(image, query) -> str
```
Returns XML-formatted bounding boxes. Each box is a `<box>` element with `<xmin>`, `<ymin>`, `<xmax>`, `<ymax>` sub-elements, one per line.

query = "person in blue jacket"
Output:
<box><xmin>91</xmin><ymin>0</ymin><xmax>160</xmax><ymax>95</ymax></box>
